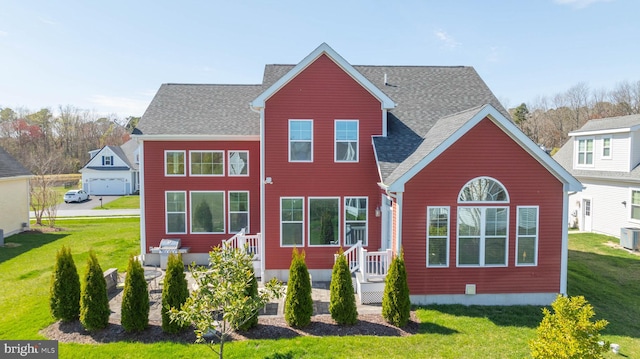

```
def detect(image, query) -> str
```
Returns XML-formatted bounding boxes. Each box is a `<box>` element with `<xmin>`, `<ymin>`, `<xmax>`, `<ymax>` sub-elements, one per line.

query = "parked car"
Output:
<box><xmin>64</xmin><ymin>190</ymin><xmax>90</xmax><ymax>203</ymax></box>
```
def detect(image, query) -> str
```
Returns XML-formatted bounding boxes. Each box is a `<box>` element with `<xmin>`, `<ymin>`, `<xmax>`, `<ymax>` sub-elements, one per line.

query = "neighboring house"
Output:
<box><xmin>79</xmin><ymin>138</ymin><xmax>140</xmax><ymax>195</ymax></box>
<box><xmin>554</xmin><ymin>114</ymin><xmax>640</xmax><ymax>239</ymax></box>
<box><xmin>0</xmin><ymin>146</ymin><xmax>31</xmax><ymax>238</ymax></box>
<box><xmin>135</xmin><ymin>43</ymin><xmax>580</xmax><ymax>305</ymax></box>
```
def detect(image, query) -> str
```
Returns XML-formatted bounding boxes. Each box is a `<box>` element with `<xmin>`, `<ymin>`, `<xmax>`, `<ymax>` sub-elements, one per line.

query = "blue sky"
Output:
<box><xmin>0</xmin><ymin>0</ymin><xmax>638</xmax><ymax>118</ymax></box>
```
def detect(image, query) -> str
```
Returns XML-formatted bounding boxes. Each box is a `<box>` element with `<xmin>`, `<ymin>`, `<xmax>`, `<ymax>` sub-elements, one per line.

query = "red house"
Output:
<box><xmin>135</xmin><ymin>43</ymin><xmax>581</xmax><ymax>305</ymax></box>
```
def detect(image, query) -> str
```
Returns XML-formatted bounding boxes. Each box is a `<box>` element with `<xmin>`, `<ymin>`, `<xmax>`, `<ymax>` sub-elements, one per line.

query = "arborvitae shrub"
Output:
<box><xmin>80</xmin><ymin>251</ymin><xmax>110</xmax><ymax>330</ymax></box>
<box><xmin>233</xmin><ymin>267</ymin><xmax>260</xmax><ymax>331</ymax></box>
<box><xmin>50</xmin><ymin>246</ymin><xmax>81</xmax><ymax>322</ymax></box>
<box><xmin>382</xmin><ymin>251</ymin><xmax>411</xmax><ymax>327</ymax></box>
<box><xmin>284</xmin><ymin>248</ymin><xmax>313</xmax><ymax>327</ymax></box>
<box><xmin>121</xmin><ymin>255</ymin><xmax>149</xmax><ymax>332</ymax></box>
<box><xmin>529</xmin><ymin>295</ymin><xmax>609</xmax><ymax>359</ymax></box>
<box><xmin>329</xmin><ymin>249</ymin><xmax>358</xmax><ymax>325</ymax></box>
<box><xmin>162</xmin><ymin>253</ymin><xmax>189</xmax><ymax>333</ymax></box>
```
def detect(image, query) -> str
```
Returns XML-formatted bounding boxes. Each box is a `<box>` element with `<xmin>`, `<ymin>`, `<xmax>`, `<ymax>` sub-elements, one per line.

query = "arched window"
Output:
<box><xmin>458</xmin><ymin>177</ymin><xmax>509</xmax><ymax>203</ymax></box>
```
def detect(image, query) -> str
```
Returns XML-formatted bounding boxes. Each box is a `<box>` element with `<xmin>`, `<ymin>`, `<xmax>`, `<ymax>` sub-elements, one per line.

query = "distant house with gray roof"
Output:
<box><xmin>0</xmin><ymin>146</ymin><xmax>32</xmax><ymax>238</ymax></box>
<box><xmin>554</xmin><ymin>114</ymin><xmax>640</xmax><ymax>241</ymax></box>
<box><xmin>79</xmin><ymin>138</ymin><xmax>139</xmax><ymax>195</ymax></box>
<box><xmin>134</xmin><ymin>43</ymin><xmax>580</xmax><ymax>305</ymax></box>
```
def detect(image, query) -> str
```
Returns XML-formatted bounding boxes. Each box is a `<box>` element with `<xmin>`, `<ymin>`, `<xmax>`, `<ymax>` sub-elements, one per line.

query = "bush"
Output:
<box><xmin>232</xmin><ymin>267</ymin><xmax>260</xmax><ymax>331</ymax></box>
<box><xmin>121</xmin><ymin>255</ymin><xmax>149</xmax><ymax>332</ymax></box>
<box><xmin>329</xmin><ymin>249</ymin><xmax>358</xmax><ymax>325</ymax></box>
<box><xmin>162</xmin><ymin>253</ymin><xmax>189</xmax><ymax>333</ymax></box>
<box><xmin>382</xmin><ymin>250</ymin><xmax>411</xmax><ymax>327</ymax></box>
<box><xmin>80</xmin><ymin>251</ymin><xmax>110</xmax><ymax>330</ymax></box>
<box><xmin>284</xmin><ymin>248</ymin><xmax>313</xmax><ymax>327</ymax></box>
<box><xmin>49</xmin><ymin>246</ymin><xmax>81</xmax><ymax>322</ymax></box>
<box><xmin>529</xmin><ymin>295</ymin><xmax>609</xmax><ymax>359</ymax></box>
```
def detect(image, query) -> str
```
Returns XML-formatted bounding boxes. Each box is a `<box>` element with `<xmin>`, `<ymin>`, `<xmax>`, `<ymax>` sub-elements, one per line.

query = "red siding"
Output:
<box><xmin>143</xmin><ymin>140</ymin><xmax>260</xmax><ymax>253</ymax></box>
<box><xmin>263</xmin><ymin>54</ymin><xmax>384</xmax><ymax>270</ymax></box>
<box><xmin>402</xmin><ymin>118</ymin><xmax>565</xmax><ymax>295</ymax></box>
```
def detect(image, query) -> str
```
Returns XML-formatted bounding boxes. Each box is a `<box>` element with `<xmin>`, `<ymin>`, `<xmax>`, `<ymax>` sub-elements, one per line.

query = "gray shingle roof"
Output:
<box><xmin>118</xmin><ymin>138</ymin><xmax>139</xmax><ymax>170</ymax></box>
<box><xmin>0</xmin><ymin>146</ymin><xmax>31</xmax><ymax>178</ymax></box>
<box><xmin>570</xmin><ymin>113</ymin><xmax>640</xmax><ymax>133</ymax></box>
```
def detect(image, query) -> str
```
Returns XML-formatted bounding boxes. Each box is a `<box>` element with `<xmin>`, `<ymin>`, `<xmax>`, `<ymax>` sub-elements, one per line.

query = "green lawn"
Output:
<box><xmin>93</xmin><ymin>195</ymin><xmax>141</xmax><ymax>210</ymax></box>
<box><xmin>0</xmin><ymin>222</ymin><xmax>637</xmax><ymax>358</ymax></box>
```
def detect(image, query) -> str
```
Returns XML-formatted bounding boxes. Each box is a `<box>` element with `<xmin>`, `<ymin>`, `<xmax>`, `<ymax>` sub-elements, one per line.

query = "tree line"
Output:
<box><xmin>510</xmin><ymin>80</ymin><xmax>640</xmax><ymax>151</ymax></box>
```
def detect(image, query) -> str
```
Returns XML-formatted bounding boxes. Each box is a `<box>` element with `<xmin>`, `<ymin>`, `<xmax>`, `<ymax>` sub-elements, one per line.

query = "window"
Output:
<box><xmin>335</xmin><ymin>120</ymin><xmax>358</xmax><ymax>162</ymax></box>
<box><xmin>228</xmin><ymin>151</ymin><xmax>249</xmax><ymax>176</ymax></box>
<box><xmin>190</xmin><ymin>151</ymin><xmax>224</xmax><ymax>176</ymax></box>
<box><xmin>345</xmin><ymin>197</ymin><xmax>367</xmax><ymax>245</ymax></box>
<box><xmin>281</xmin><ymin>198</ymin><xmax>304</xmax><ymax>246</ymax></box>
<box><xmin>602</xmin><ymin>137</ymin><xmax>611</xmax><ymax>159</ymax></box>
<box><xmin>102</xmin><ymin>155</ymin><xmax>113</xmax><ymax>166</ymax></box>
<box><xmin>427</xmin><ymin>207</ymin><xmax>449</xmax><ymax>267</ymax></box>
<box><xmin>165</xmin><ymin>151</ymin><xmax>185</xmax><ymax>176</ymax></box>
<box><xmin>166</xmin><ymin>191</ymin><xmax>186</xmax><ymax>234</ymax></box>
<box><xmin>458</xmin><ymin>177</ymin><xmax>509</xmax><ymax>202</ymax></box>
<box><xmin>632</xmin><ymin>190</ymin><xmax>640</xmax><ymax>221</ymax></box>
<box><xmin>516</xmin><ymin>206</ymin><xmax>538</xmax><ymax>265</ymax></box>
<box><xmin>458</xmin><ymin>207</ymin><xmax>508</xmax><ymax>266</ymax></box>
<box><xmin>577</xmin><ymin>138</ymin><xmax>594</xmax><ymax>165</ymax></box>
<box><xmin>289</xmin><ymin>120</ymin><xmax>313</xmax><ymax>162</ymax></box>
<box><xmin>229</xmin><ymin>191</ymin><xmax>249</xmax><ymax>233</ymax></box>
<box><xmin>190</xmin><ymin>191</ymin><xmax>225</xmax><ymax>234</ymax></box>
<box><xmin>309</xmin><ymin>198</ymin><xmax>339</xmax><ymax>246</ymax></box>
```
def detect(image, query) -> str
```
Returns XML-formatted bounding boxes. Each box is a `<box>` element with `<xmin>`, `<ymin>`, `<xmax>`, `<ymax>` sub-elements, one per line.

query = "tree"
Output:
<box><xmin>194</xmin><ymin>201</ymin><xmax>214</xmax><ymax>232</ymax></box>
<box><xmin>232</xmin><ymin>267</ymin><xmax>260</xmax><ymax>331</ymax></box>
<box><xmin>49</xmin><ymin>246</ymin><xmax>80</xmax><ymax>322</ymax></box>
<box><xmin>170</xmin><ymin>246</ymin><xmax>282</xmax><ymax>359</ymax></box>
<box><xmin>80</xmin><ymin>251</ymin><xmax>110</xmax><ymax>330</ymax></box>
<box><xmin>511</xmin><ymin>103</ymin><xmax>529</xmax><ymax>126</ymax></box>
<box><xmin>530</xmin><ymin>295</ymin><xmax>609</xmax><ymax>359</ymax></box>
<box><xmin>162</xmin><ymin>253</ymin><xmax>190</xmax><ymax>333</ymax></box>
<box><xmin>382</xmin><ymin>250</ymin><xmax>411</xmax><ymax>327</ymax></box>
<box><xmin>121</xmin><ymin>255</ymin><xmax>149</xmax><ymax>332</ymax></box>
<box><xmin>284</xmin><ymin>248</ymin><xmax>313</xmax><ymax>327</ymax></box>
<box><xmin>329</xmin><ymin>249</ymin><xmax>358</xmax><ymax>325</ymax></box>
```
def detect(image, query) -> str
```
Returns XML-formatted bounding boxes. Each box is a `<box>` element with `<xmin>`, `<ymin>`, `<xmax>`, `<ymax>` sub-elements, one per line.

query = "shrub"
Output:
<box><xmin>329</xmin><ymin>249</ymin><xmax>358</xmax><ymax>325</ymax></box>
<box><xmin>80</xmin><ymin>251</ymin><xmax>110</xmax><ymax>330</ymax></box>
<box><xmin>49</xmin><ymin>246</ymin><xmax>81</xmax><ymax>322</ymax></box>
<box><xmin>121</xmin><ymin>255</ymin><xmax>149</xmax><ymax>332</ymax></box>
<box><xmin>162</xmin><ymin>253</ymin><xmax>189</xmax><ymax>333</ymax></box>
<box><xmin>382</xmin><ymin>250</ymin><xmax>411</xmax><ymax>327</ymax></box>
<box><xmin>284</xmin><ymin>248</ymin><xmax>313</xmax><ymax>327</ymax></box>
<box><xmin>232</xmin><ymin>267</ymin><xmax>260</xmax><ymax>331</ymax></box>
<box><xmin>529</xmin><ymin>295</ymin><xmax>609</xmax><ymax>359</ymax></box>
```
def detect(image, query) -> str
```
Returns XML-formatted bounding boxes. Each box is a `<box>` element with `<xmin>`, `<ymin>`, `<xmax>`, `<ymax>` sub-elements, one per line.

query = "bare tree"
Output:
<box><xmin>28</xmin><ymin>147</ymin><xmax>63</xmax><ymax>227</ymax></box>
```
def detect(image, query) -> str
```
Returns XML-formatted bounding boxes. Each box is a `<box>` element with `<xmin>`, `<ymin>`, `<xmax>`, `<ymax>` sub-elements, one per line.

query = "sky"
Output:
<box><xmin>1</xmin><ymin>0</ymin><xmax>638</xmax><ymax>119</ymax></box>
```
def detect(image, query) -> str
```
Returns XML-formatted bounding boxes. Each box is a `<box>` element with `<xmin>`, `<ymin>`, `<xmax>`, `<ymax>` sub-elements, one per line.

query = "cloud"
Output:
<box><xmin>38</xmin><ymin>17</ymin><xmax>57</xmax><ymax>25</ymax></box>
<box><xmin>89</xmin><ymin>95</ymin><xmax>150</xmax><ymax>117</ymax></box>
<box><xmin>0</xmin><ymin>30</ymin><xmax>8</xmax><ymax>37</ymax></box>
<box><xmin>434</xmin><ymin>29</ymin><xmax>460</xmax><ymax>49</ymax></box>
<box><xmin>554</xmin><ymin>0</ymin><xmax>613</xmax><ymax>9</ymax></box>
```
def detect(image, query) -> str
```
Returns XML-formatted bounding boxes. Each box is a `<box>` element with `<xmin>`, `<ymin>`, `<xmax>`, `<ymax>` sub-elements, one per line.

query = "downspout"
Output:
<box><xmin>560</xmin><ymin>185</ymin><xmax>569</xmax><ymax>295</ymax></box>
<box><xmin>395</xmin><ymin>191</ymin><xmax>403</xmax><ymax>254</ymax></box>
<box><xmin>137</xmin><ymin>138</ymin><xmax>147</xmax><ymax>263</ymax></box>
<box><xmin>251</xmin><ymin>104</ymin><xmax>266</xmax><ymax>283</ymax></box>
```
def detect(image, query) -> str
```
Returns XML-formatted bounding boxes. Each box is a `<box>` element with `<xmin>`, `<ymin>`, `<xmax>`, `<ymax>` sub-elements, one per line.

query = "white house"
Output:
<box><xmin>80</xmin><ymin>138</ymin><xmax>139</xmax><ymax>195</ymax></box>
<box><xmin>0</xmin><ymin>146</ymin><xmax>31</xmax><ymax>238</ymax></box>
<box><xmin>554</xmin><ymin>114</ymin><xmax>640</xmax><ymax>241</ymax></box>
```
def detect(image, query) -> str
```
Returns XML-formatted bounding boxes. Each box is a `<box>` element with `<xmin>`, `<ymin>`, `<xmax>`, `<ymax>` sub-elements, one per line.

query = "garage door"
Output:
<box><xmin>88</xmin><ymin>178</ymin><xmax>126</xmax><ymax>195</ymax></box>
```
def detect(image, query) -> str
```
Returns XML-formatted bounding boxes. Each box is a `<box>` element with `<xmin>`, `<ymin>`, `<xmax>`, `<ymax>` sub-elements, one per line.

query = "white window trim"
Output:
<box><xmin>164</xmin><ymin>150</ymin><xmax>186</xmax><ymax>177</ymax></box>
<box><xmin>334</xmin><ymin>120</ymin><xmax>359</xmax><ymax>163</ymax></box>
<box><xmin>190</xmin><ymin>191</ymin><xmax>226</xmax><ymax>234</ymax></box>
<box><xmin>458</xmin><ymin>176</ymin><xmax>510</xmax><ymax>204</ymax></box>
<box><xmin>228</xmin><ymin>191</ymin><xmax>250</xmax><ymax>234</ymax></box>
<box><xmin>575</xmin><ymin>137</ymin><xmax>595</xmax><ymax>167</ymax></box>
<box><xmin>308</xmin><ymin>197</ymin><xmax>341</xmax><ymax>247</ymax></box>
<box><xmin>630</xmin><ymin>188</ymin><xmax>640</xmax><ymax>223</ymax></box>
<box><xmin>103</xmin><ymin>156</ymin><xmax>113</xmax><ymax>166</ymax></box>
<box><xmin>189</xmin><ymin>150</ymin><xmax>225</xmax><ymax>176</ymax></box>
<box><xmin>456</xmin><ymin>206</ymin><xmax>509</xmax><ymax>267</ymax></box>
<box><xmin>280</xmin><ymin>197</ymin><xmax>305</xmax><ymax>247</ymax></box>
<box><xmin>288</xmin><ymin>119</ymin><xmax>313</xmax><ymax>162</ymax></box>
<box><xmin>344</xmin><ymin>196</ymin><xmax>368</xmax><ymax>246</ymax></box>
<box><xmin>601</xmin><ymin>136</ymin><xmax>612</xmax><ymax>160</ymax></box>
<box><xmin>516</xmin><ymin>206</ymin><xmax>539</xmax><ymax>266</ymax></box>
<box><xmin>228</xmin><ymin>150</ymin><xmax>249</xmax><ymax>177</ymax></box>
<box><xmin>427</xmin><ymin>206</ymin><xmax>450</xmax><ymax>268</ymax></box>
<box><xmin>165</xmin><ymin>191</ymin><xmax>187</xmax><ymax>234</ymax></box>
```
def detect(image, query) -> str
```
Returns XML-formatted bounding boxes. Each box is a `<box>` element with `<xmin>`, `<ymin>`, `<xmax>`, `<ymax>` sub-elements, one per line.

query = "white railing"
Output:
<box><xmin>359</xmin><ymin>248</ymin><xmax>392</xmax><ymax>282</ymax></box>
<box><xmin>223</xmin><ymin>229</ymin><xmax>261</xmax><ymax>260</ymax></box>
<box><xmin>339</xmin><ymin>240</ymin><xmax>363</xmax><ymax>273</ymax></box>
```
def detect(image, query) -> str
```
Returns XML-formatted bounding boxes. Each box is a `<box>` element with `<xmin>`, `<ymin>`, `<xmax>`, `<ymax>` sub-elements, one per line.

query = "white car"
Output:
<box><xmin>64</xmin><ymin>190</ymin><xmax>90</xmax><ymax>203</ymax></box>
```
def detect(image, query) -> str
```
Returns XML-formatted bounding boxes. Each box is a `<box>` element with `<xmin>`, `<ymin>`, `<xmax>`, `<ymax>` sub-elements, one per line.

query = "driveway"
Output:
<box><xmin>57</xmin><ymin>195</ymin><xmax>121</xmax><ymax>210</ymax></box>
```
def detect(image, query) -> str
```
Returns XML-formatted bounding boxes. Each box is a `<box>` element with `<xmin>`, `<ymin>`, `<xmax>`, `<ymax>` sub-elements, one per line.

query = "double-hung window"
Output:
<box><xmin>103</xmin><ymin>155</ymin><xmax>114</xmax><ymax>166</ymax></box>
<box><xmin>165</xmin><ymin>151</ymin><xmax>185</xmax><ymax>176</ymax></box>
<box><xmin>281</xmin><ymin>198</ymin><xmax>304</xmax><ymax>246</ymax></box>
<box><xmin>345</xmin><ymin>197</ymin><xmax>367</xmax><ymax>245</ymax></box>
<box><xmin>229</xmin><ymin>191</ymin><xmax>249</xmax><ymax>233</ymax></box>
<box><xmin>190</xmin><ymin>191</ymin><xmax>225</xmax><ymax>234</ymax></box>
<box><xmin>427</xmin><ymin>207</ymin><xmax>449</xmax><ymax>267</ymax></box>
<box><xmin>289</xmin><ymin>120</ymin><xmax>313</xmax><ymax>162</ymax></box>
<box><xmin>228</xmin><ymin>151</ymin><xmax>249</xmax><ymax>176</ymax></box>
<box><xmin>632</xmin><ymin>190</ymin><xmax>640</xmax><ymax>221</ymax></box>
<box><xmin>335</xmin><ymin>120</ymin><xmax>358</xmax><ymax>162</ymax></box>
<box><xmin>602</xmin><ymin>137</ymin><xmax>612</xmax><ymax>159</ymax></box>
<box><xmin>190</xmin><ymin>151</ymin><xmax>224</xmax><ymax>176</ymax></box>
<box><xmin>516</xmin><ymin>206</ymin><xmax>538</xmax><ymax>265</ymax></box>
<box><xmin>577</xmin><ymin>138</ymin><xmax>594</xmax><ymax>166</ymax></box>
<box><xmin>166</xmin><ymin>191</ymin><xmax>186</xmax><ymax>234</ymax></box>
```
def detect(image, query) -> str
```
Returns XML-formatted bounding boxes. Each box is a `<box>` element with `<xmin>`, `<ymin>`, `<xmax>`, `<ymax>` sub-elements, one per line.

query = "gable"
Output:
<box><xmin>82</xmin><ymin>146</ymin><xmax>131</xmax><ymax>171</ymax></box>
<box><xmin>0</xmin><ymin>146</ymin><xmax>31</xmax><ymax>178</ymax></box>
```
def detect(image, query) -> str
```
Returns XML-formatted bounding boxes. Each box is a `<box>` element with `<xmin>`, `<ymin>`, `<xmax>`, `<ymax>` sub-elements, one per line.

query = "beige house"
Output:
<box><xmin>0</xmin><ymin>146</ymin><xmax>31</xmax><ymax>239</ymax></box>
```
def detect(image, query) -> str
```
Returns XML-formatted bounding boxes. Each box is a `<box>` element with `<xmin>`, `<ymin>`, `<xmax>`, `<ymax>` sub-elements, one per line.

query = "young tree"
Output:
<box><xmin>80</xmin><ymin>251</ymin><xmax>110</xmax><ymax>330</ymax></box>
<box><xmin>162</xmin><ymin>253</ymin><xmax>190</xmax><ymax>333</ymax></box>
<box><xmin>382</xmin><ymin>250</ymin><xmax>411</xmax><ymax>327</ymax></box>
<box><xmin>530</xmin><ymin>295</ymin><xmax>609</xmax><ymax>359</ymax></box>
<box><xmin>121</xmin><ymin>255</ymin><xmax>149</xmax><ymax>332</ymax></box>
<box><xmin>49</xmin><ymin>246</ymin><xmax>81</xmax><ymax>322</ymax></box>
<box><xmin>329</xmin><ymin>249</ymin><xmax>358</xmax><ymax>325</ymax></box>
<box><xmin>284</xmin><ymin>248</ymin><xmax>314</xmax><ymax>327</ymax></box>
<box><xmin>170</xmin><ymin>246</ymin><xmax>282</xmax><ymax>359</ymax></box>
<box><xmin>232</xmin><ymin>267</ymin><xmax>260</xmax><ymax>331</ymax></box>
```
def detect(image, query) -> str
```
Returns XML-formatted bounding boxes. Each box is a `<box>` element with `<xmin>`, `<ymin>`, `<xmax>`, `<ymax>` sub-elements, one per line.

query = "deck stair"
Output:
<box><xmin>338</xmin><ymin>240</ymin><xmax>392</xmax><ymax>304</ymax></box>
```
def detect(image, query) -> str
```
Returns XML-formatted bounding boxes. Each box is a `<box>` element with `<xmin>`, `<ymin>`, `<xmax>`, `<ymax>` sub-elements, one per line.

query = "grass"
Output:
<box><xmin>0</xmin><ymin>223</ymin><xmax>637</xmax><ymax>358</ymax></box>
<box><xmin>94</xmin><ymin>195</ymin><xmax>141</xmax><ymax>210</ymax></box>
